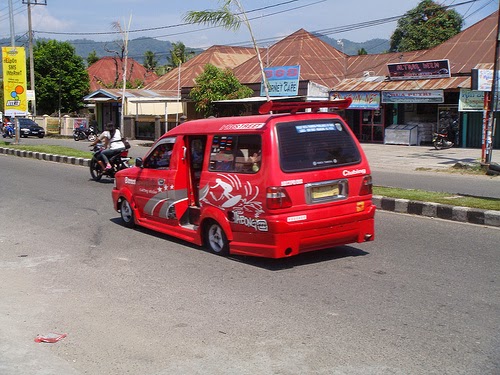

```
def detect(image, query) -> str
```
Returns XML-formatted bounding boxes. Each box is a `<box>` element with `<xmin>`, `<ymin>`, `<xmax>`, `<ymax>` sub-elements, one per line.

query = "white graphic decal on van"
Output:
<box><xmin>342</xmin><ymin>168</ymin><xmax>366</xmax><ymax>177</ymax></box>
<box><xmin>143</xmin><ymin>187</ymin><xmax>188</xmax><ymax>219</ymax></box>
<box><xmin>199</xmin><ymin>174</ymin><xmax>264</xmax><ymax>217</ymax></box>
<box><xmin>233</xmin><ymin>211</ymin><xmax>268</xmax><ymax>232</ymax></box>
<box><xmin>219</xmin><ymin>123</ymin><xmax>265</xmax><ymax>131</ymax></box>
<box><xmin>281</xmin><ymin>179</ymin><xmax>303</xmax><ymax>187</ymax></box>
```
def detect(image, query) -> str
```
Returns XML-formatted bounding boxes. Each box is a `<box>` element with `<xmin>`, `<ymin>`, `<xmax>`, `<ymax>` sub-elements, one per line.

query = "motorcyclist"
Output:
<box><xmin>90</xmin><ymin>122</ymin><xmax>125</xmax><ymax>170</ymax></box>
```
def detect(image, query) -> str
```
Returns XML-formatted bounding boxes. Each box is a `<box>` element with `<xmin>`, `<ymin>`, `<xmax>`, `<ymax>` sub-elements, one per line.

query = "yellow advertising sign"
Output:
<box><xmin>2</xmin><ymin>47</ymin><xmax>28</xmax><ymax>116</ymax></box>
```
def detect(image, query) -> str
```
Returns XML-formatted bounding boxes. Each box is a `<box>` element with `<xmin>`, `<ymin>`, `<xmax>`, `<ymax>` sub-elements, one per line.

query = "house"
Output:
<box><xmin>87</xmin><ymin>56</ymin><xmax>158</xmax><ymax>91</ymax></box>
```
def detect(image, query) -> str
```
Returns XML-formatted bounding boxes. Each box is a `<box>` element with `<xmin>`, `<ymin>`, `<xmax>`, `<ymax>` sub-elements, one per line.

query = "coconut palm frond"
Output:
<box><xmin>183</xmin><ymin>8</ymin><xmax>241</xmax><ymax>31</ymax></box>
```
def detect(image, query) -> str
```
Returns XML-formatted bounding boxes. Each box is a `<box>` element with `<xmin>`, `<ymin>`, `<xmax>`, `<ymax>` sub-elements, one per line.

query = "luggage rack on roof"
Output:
<box><xmin>258</xmin><ymin>98</ymin><xmax>352</xmax><ymax>115</ymax></box>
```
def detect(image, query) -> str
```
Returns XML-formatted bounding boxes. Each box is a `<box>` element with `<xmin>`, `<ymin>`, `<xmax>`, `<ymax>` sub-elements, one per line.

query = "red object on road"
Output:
<box><xmin>34</xmin><ymin>333</ymin><xmax>67</xmax><ymax>343</ymax></box>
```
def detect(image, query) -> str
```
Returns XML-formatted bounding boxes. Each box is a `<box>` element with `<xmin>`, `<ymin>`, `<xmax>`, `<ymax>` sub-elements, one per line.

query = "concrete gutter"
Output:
<box><xmin>2</xmin><ymin>146</ymin><xmax>499</xmax><ymax>228</ymax></box>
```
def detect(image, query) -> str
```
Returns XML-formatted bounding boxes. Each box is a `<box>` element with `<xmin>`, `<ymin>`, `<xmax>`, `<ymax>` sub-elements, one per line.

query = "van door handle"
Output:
<box><xmin>182</xmin><ymin>146</ymin><xmax>187</xmax><ymax>160</ymax></box>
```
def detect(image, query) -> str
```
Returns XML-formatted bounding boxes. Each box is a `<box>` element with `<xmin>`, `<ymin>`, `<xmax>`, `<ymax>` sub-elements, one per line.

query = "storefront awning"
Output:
<box><xmin>332</xmin><ymin>76</ymin><xmax>471</xmax><ymax>92</ymax></box>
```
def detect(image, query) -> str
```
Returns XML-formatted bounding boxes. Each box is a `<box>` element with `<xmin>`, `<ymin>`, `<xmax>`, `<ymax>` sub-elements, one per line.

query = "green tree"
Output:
<box><xmin>189</xmin><ymin>64</ymin><xmax>253</xmax><ymax>117</ymax></box>
<box><xmin>183</xmin><ymin>0</ymin><xmax>270</xmax><ymax>100</ymax></box>
<box><xmin>33</xmin><ymin>40</ymin><xmax>90</xmax><ymax>115</ymax></box>
<box><xmin>390</xmin><ymin>0</ymin><xmax>463</xmax><ymax>52</ymax></box>
<box><xmin>87</xmin><ymin>50</ymin><xmax>99</xmax><ymax>66</ymax></box>
<box><xmin>357</xmin><ymin>48</ymin><xmax>368</xmax><ymax>55</ymax></box>
<box><xmin>143</xmin><ymin>50</ymin><xmax>159</xmax><ymax>71</ymax></box>
<box><xmin>166</xmin><ymin>42</ymin><xmax>194</xmax><ymax>69</ymax></box>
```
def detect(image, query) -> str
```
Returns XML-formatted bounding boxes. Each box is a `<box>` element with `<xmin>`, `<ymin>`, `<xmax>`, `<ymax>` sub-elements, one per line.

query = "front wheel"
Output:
<box><xmin>89</xmin><ymin>158</ymin><xmax>103</xmax><ymax>181</ymax></box>
<box><xmin>433</xmin><ymin>139</ymin><xmax>444</xmax><ymax>150</ymax></box>
<box><xmin>120</xmin><ymin>199</ymin><xmax>135</xmax><ymax>228</ymax></box>
<box><xmin>204</xmin><ymin>221</ymin><xmax>229</xmax><ymax>256</ymax></box>
<box><xmin>88</xmin><ymin>133</ymin><xmax>97</xmax><ymax>142</ymax></box>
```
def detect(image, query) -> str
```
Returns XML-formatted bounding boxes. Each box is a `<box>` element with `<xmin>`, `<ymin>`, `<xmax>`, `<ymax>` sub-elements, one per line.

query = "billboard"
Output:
<box><xmin>261</xmin><ymin>65</ymin><xmax>300</xmax><ymax>97</ymax></box>
<box><xmin>387</xmin><ymin>59</ymin><xmax>450</xmax><ymax>80</ymax></box>
<box><xmin>2</xmin><ymin>47</ymin><xmax>28</xmax><ymax>116</ymax></box>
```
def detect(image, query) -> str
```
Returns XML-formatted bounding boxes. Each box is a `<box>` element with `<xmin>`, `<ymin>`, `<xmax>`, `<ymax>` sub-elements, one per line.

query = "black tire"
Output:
<box><xmin>433</xmin><ymin>140</ymin><xmax>444</xmax><ymax>150</ymax></box>
<box><xmin>204</xmin><ymin>221</ymin><xmax>229</xmax><ymax>256</ymax></box>
<box><xmin>120</xmin><ymin>199</ymin><xmax>135</xmax><ymax>228</ymax></box>
<box><xmin>38</xmin><ymin>135</ymin><xmax>44</xmax><ymax>138</ymax></box>
<box><xmin>89</xmin><ymin>158</ymin><xmax>103</xmax><ymax>181</ymax></box>
<box><xmin>73</xmin><ymin>133</ymin><xmax>79</xmax><ymax>141</ymax></box>
<box><xmin>88</xmin><ymin>134</ymin><xmax>97</xmax><ymax>142</ymax></box>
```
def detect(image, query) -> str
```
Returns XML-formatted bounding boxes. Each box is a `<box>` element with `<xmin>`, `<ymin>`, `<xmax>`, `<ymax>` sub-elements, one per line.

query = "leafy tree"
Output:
<box><xmin>87</xmin><ymin>50</ymin><xmax>99</xmax><ymax>66</ymax></box>
<box><xmin>189</xmin><ymin>64</ymin><xmax>253</xmax><ymax>117</ymax></box>
<box><xmin>357</xmin><ymin>48</ymin><xmax>368</xmax><ymax>55</ymax></box>
<box><xmin>390</xmin><ymin>0</ymin><xmax>463</xmax><ymax>52</ymax></box>
<box><xmin>166</xmin><ymin>42</ymin><xmax>194</xmax><ymax>69</ymax></box>
<box><xmin>183</xmin><ymin>0</ymin><xmax>270</xmax><ymax>100</ymax></box>
<box><xmin>143</xmin><ymin>50</ymin><xmax>159</xmax><ymax>71</ymax></box>
<box><xmin>33</xmin><ymin>40</ymin><xmax>90</xmax><ymax>115</ymax></box>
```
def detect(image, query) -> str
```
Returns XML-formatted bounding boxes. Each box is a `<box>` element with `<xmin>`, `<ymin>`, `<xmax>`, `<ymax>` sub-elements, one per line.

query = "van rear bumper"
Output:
<box><xmin>229</xmin><ymin>205</ymin><xmax>375</xmax><ymax>258</ymax></box>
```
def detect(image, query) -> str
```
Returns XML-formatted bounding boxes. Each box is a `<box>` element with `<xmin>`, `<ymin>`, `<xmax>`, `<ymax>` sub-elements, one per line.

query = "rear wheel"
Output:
<box><xmin>204</xmin><ymin>221</ymin><xmax>229</xmax><ymax>256</ymax></box>
<box><xmin>89</xmin><ymin>158</ymin><xmax>103</xmax><ymax>181</ymax></box>
<box><xmin>88</xmin><ymin>134</ymin><xmax>97</xmax><ymax>142</ymax></box>
<box><xmin>433</xmin><ymin>139</ymin><xmax>444</xmax><ymax>150</ymax></box>
<box><xmin>120</xmin><ymin>199</ymin><xmax>135</xmax><ymax>228</ymax></box>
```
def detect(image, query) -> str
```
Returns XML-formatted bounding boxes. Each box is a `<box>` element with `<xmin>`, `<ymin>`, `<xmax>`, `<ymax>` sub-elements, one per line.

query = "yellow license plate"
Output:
<box><xmin>311</xmin><ymin>184</ymin><xmax>339</xmax><ymax>199</ymax></box>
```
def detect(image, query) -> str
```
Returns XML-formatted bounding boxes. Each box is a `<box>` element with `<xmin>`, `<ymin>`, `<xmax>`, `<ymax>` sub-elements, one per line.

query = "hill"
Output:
<box><xmin>0</xmin><ymin>35</ymin><xmax>389</xmax><ymax>68</ymax></box>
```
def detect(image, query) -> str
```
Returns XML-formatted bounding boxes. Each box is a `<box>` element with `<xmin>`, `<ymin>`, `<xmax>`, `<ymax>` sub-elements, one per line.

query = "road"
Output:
<box><xmin>0</xmin><ymin>155</ymin><xmax>499</xmax><ymax>374</ymax></box>
<box><xmin>6</xmin><ymin>137</ymin><xmax>500</xmax><ymax>199</ymax></box>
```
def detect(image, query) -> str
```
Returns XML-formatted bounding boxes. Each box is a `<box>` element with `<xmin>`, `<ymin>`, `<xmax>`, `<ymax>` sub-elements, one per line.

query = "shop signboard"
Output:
<box><xmin>260</xmin><ymin>65</ymin><xmax>300</xmax><ymax>97</ymax></box>
<box><xmin>459</xmin><ymin>88</ymin><xmax>500</xmax><ymax>111</ymax></box>
<box><xmin>329</xmin><ymin>91</ymin><xmax>380</xmax><ymax>110</ymax></box>
<box><xmin>459</xmin><ymin>89</ymin><xmax>484</xmax><ymax>111</ymax></box>
<box><xmin>387</xmin><ymin>59</ymin><xmax>450</xmax><ymax>80</ymax></box>
<box><xmin>381</xmin><ymin>90</ymin><xmax>444</xmax><ymax>103</ymax></box>
<box><xmin>471</xmin><ymin>68</ymin><xmax>500</xmax><ymax>91</ymax></box>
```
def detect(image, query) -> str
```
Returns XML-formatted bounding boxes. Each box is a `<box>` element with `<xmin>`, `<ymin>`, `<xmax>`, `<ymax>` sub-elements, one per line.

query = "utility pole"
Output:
<box><xmin>22</xmin><ymin>0</ymin><xmax>47</xmax><ymax>117</ymax></box>
<box><xmin>486</xmin><ymin>4</ymin><xmax>500</xmax><ymax>164</ymax></box>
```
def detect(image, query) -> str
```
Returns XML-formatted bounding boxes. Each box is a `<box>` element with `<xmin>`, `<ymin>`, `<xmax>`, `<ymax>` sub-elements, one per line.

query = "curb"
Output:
<box><xmin>0</xmin><ymin>146</ymin><xmax>90</xmax><ymax>167</ymax></box>
<box><xmin>373</xmin><ymin>195</ymin><xmax>500</xmax><ymax>227</ymax></box>
<box><xmin>2</xmin><ymin>146</ymin><xmax>499</xmax><ymax>228</ymax></box>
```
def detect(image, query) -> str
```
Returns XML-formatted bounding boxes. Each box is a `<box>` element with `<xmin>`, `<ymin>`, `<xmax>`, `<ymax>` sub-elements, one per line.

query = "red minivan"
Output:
<box><xmin>112</xmin><ymin>100</ymin><xmax>375</xmax><ymax>258</ymax></box>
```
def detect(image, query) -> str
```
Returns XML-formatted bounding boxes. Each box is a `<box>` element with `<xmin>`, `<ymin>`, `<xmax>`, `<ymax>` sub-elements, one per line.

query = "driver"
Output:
<box><xmin>90</xmin><ymin>122</ymin><xmax>126</xmax><ymax>170</ymax></box>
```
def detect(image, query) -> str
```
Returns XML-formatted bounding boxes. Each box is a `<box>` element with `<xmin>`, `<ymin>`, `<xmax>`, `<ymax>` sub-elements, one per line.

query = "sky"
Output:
<box><xmin>0</xmin><ymin>0</ymin><xmax>498</xmax><ymax>49</ymax></box>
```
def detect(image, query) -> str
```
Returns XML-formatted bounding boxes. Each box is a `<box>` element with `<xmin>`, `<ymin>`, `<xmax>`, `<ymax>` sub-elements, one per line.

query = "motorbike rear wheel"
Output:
<box><xmin>88</xmin><ymin>133</ymin><xmax>97</xmax><ymax>142</ymax></box>
<box><xmin>433</xmin><ymin>139</ymin><xmax>444</xmax><ymax>150</ymax></box>
<box><xmin>89</xmin><ymin>158</ymin><xmax>103</xmax><ymax>181</ymax></box>
<box><xmin>73</xmin><ymin>132</ymin><xmax>80</xmax><ymax>141</ymax></box>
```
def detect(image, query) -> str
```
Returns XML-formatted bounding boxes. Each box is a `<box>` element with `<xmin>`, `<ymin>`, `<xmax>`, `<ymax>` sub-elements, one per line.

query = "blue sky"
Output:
<box><xmin>0</xmin><ymin>0</ymin><xmax>498</xmax><ymax>48</ymax></box>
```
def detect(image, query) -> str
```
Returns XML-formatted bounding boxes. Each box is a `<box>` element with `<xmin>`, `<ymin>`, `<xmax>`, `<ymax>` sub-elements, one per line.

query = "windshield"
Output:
<box><xmin>277</xmin><ymin>119</ymin><xmax>361</xmax><ymax>172</ymax></box>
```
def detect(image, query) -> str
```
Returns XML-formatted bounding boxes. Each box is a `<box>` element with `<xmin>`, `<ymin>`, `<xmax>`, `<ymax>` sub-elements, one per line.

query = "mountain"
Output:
<box><xmin>320</xmin><ymin>35</ymin><xmax>390</xmax><ymax>55</ymax></box>
<box><xmin>0</xmin><ymin>35</ymin><xmax>389</xmax><ymax>69</ymax></box>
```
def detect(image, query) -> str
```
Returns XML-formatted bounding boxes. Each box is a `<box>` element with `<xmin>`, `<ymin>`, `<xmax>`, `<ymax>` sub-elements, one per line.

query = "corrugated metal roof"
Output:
<box><xmin>145</xmin><ymin>45</ymin><xmax>256</xmax><ymax>91</ymax></box>
<box><xmin>232</xmin><ymin>29</ymin><xmax>346</xmax><ymax>88</ymax></box>
<box><xmin>332</xmin><ymin>76</ymin><xmax>470</xmax><ymax>92</ymax></box>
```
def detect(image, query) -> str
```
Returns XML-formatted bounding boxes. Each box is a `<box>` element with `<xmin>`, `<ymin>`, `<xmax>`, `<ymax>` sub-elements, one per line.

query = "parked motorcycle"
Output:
<box><xmin>2</xmin><ymin>123</ymin><xmax>15</xmax><ymax>138</ymax></box>
<box><xmin>433</xmin><ymin>125</ymin><xmax>456</xmax><ymax>150</ymax></box>
<box><xmin>73</xmin><ymin>125</ymin><xmax>97</xmax><ymax>142</ymax></box>
<box><xmin>89</xmin><ymin>143</ymin><xmax>131</xmax><ymax>181</ymax></box>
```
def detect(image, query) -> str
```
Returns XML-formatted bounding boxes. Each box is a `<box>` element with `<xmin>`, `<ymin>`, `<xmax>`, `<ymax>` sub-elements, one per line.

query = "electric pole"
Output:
<box><xmin>22</xmin><ymin>0</ymin><xmax>47</xmax><ymax>117</ymax></box>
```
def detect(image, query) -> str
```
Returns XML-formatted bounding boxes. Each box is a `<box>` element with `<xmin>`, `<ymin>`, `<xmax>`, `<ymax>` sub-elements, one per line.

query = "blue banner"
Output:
<box><xmin>261</xmin><ymin>65</ymin><xmax>300</xmax><ymax>97</ymax></box>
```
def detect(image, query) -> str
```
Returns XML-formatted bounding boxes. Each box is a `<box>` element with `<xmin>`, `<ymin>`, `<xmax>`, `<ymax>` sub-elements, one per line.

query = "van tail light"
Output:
<box><xmin>359</xmin><ymin>175</ymin><xmax>373</xmax><ymax>195</ymax></box>
<box><xmin>266</xmin><ymin>187</ymin><xmax>292</xmax><ymax>209</ymax></box>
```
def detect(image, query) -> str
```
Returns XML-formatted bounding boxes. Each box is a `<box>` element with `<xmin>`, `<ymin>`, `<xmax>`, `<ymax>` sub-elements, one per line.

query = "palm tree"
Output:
<box><xmin>183</xmin><ymin>0</ymin><xmax>270</xmax><ymax>101</ymax></box>
<box><xmin>167</xmin><ymin>42</ymin><xmax>195</xmax><ymax>69</ymax></box>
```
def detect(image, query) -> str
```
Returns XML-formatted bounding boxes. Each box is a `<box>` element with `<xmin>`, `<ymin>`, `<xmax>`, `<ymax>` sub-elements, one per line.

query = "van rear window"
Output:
<box><xmin>277</xmin><ymin>119</ymin><xmax>361</xmax><ymax>172</ymax></box>
<box><xmin>209</xmin><ymin>134</ymin><xmax>262</xmax><ymax>173</ymax></box>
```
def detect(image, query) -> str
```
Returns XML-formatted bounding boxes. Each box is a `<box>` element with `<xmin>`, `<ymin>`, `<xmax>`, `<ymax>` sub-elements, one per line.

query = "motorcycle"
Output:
<box><xmin>2</xmin><ymin>123</ymin><xmax>15</xmax><ymax>138</ymax></box>
<box><xmin>73</xmin><ymin>125</ymin><xmax>97</xmax><ymax>142</ymax></box>
<box><xmin>433</xmin><ymin>128</ymin><xmax>454</xmax><ymax>150</ymax></box>
<box><xmin>89</xmin><ymin>143</ymin><xmax>131</xmax><ymax>181</ymax></box>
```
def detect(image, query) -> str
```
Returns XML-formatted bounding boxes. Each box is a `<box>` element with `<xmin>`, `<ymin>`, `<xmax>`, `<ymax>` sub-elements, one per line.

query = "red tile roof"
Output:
<box><xmin>87</xmin><ymin>56</ymin><xmax>158</xmax><ymax>91</ymax></box>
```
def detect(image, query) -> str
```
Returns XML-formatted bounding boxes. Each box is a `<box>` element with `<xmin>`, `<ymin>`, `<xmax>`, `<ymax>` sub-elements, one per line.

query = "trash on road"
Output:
<box><xmin>34</xmin><ymin>332</ymin><xmax>67</xmax><ymax>343</ymax></box>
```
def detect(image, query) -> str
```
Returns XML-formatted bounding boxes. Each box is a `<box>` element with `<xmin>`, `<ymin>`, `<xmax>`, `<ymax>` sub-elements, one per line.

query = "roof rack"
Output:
<box><xmin>258</xmin><ymin>98</ymin><xmax>352</xmax><ymax>115</ymax></box>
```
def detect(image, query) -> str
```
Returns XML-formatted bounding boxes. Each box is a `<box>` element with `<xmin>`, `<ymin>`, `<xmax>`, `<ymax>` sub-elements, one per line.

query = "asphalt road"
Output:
<box><xmin>0</xmin><ymin>155</ymin><xmax>499</xmax><ymax>374</ymax></box>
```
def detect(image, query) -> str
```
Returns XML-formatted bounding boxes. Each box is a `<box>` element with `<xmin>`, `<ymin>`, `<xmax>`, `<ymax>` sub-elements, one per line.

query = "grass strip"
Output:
<box><xmin>374</xmin><ymin>186</ymin><xmax>500</xmax><ymax>211</ymax></box>
<box><xmin>0</xmin><ymin>141</ymin><xmax>92</xmax><ymax>159</ymax></box>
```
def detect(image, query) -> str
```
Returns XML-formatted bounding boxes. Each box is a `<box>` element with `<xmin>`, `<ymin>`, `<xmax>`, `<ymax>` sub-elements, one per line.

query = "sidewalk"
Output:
<box><xmin>1</xmin><ymin>141</ymin><xmax>499</xmax><ymax>227</ymax></box>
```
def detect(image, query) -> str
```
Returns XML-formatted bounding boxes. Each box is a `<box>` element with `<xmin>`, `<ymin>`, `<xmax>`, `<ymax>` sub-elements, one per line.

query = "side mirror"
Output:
<box><xmin>135</xmin><ymin>158</ymin><xmax>143</xmax><ymax>168</ymax></box>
